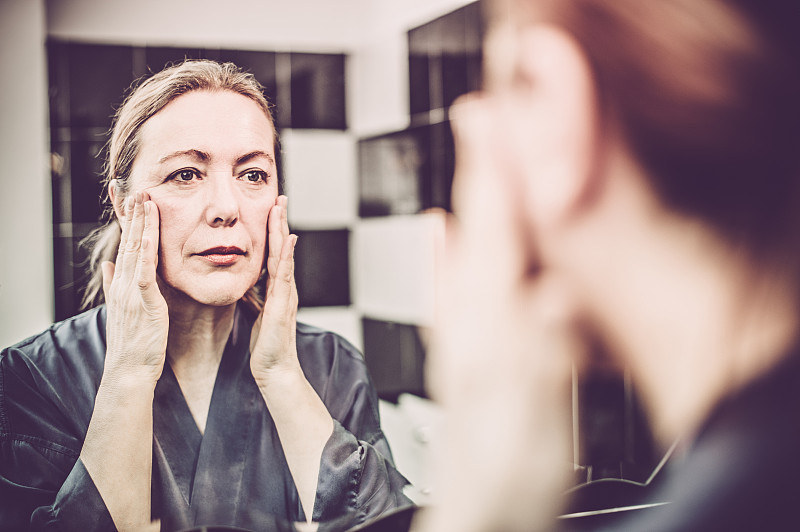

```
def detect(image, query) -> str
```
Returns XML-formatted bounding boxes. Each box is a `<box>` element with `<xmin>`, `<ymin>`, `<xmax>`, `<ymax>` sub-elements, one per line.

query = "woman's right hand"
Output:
<box><xmin>101</xmin><ymin>189</ymin><xmax>169</xmax><ymax>384</ymax></box>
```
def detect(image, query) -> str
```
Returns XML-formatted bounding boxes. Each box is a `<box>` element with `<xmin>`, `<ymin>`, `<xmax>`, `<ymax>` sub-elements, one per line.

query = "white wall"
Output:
<box><xmin>45</xmin><ymin>0</ymin><xmax>370</xmax><ymax>52</ymax></box>
<box><xmin>0</xmin><ymin>0</ymin><xmax>54</xmax><ymax>347</ymax></box>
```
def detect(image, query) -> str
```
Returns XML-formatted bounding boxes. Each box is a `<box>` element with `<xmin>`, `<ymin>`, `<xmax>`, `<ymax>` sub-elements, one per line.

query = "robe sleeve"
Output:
<box><xmin>1</xmin><ymin>345</ymin><xmax>115</xmax><ymax>531</ymax></box>
<box><xmin>312</xmin><ymin>420</ymin><xmax>411</xmax><ymax>523</ymax></box>
<box><xmin>295</xmin><ymin>324</ymin><xmax>414</xmax><ymax>524</ymax></box>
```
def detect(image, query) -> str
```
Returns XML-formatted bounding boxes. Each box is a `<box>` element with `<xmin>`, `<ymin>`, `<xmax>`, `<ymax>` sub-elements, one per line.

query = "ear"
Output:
<box><xmin>108</xmin><ymin>180</ymin><xmax>125</xmax><ymax>221</ymax></box>
<box><xmin>499</xmin><ymin>25</ymin><xmax>601</xmax><ymax>231</ymax></box>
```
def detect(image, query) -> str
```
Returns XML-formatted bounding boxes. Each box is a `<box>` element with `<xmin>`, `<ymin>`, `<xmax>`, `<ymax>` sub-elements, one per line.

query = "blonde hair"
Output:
<box><xmin>491</xmin><ymin>0</ymin><xmax>800</xmax><ymax>262</ymax></box>
<box><xmin>81</xmin><ymin>60</ymin><xmax>281</xmax><ymax>312</ymax></box>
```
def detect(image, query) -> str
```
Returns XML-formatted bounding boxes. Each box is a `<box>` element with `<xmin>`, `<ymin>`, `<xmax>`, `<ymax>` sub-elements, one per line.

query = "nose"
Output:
<box><xmin>205</xmin><ymin>173</ymin><xmax>239</xmax><ymax>227</ymax></box>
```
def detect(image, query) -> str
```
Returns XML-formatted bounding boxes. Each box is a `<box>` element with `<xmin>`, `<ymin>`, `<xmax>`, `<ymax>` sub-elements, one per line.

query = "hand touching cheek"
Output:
<box><xmin>102</xmin><ymin>189</ymin><xmax>169</xmax><ymax>383</ymax></box>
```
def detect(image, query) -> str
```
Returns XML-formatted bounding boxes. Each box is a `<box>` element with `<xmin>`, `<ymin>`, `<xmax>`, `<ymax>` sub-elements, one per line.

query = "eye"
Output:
<box><xmin>241</xmin><ymin>169</ymin><xmax>268</xmax><ymax>183</ymax></box>
<box><xmin>168</xmin><ymin>168</ymin><xmax>200</xmax><ymax>182</ymax></box>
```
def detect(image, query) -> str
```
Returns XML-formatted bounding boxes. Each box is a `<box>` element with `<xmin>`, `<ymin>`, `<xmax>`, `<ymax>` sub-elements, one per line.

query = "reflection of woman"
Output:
<box><xmin>426</xmin><ymin>0</ymin><xmax>800</xmax><ymax>531</ymax></box>
<box><xmin>1</xmin><ymin>61</ymin><xmax>409</xmax><ymax>531</ymax></box>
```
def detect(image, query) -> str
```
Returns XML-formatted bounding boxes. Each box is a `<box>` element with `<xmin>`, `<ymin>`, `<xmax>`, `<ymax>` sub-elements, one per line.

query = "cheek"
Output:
<box><xmin>149</xmin><ymin>196</ymin><xmax>194</xmax><ymax>264</ymax></box>
<box><xmin>249</xmin><ymin>207</ymin><xmax>271</xmax><ymax>252</ymax></box>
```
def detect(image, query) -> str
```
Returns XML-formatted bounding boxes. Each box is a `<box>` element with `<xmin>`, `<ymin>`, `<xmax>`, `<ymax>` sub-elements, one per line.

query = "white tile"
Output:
<box><xmin>296</xmin><ymin>306</ymin><xmax>363</xmax><ymax>352</ymax></box>
<box><xmin>352</xmin><ymin>214</ymin><xmax>442</xmax><ymax>326</ymax></box>
<box><xmin>281</xmin><ymin>130</ymin><xmax>357</xmax><ymax>229</ymax></box>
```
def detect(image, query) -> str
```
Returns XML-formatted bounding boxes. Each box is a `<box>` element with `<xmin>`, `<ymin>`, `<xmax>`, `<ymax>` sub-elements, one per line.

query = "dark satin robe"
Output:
<box><xmin>585</xmin><ymin>350</ymin><xmax>800</xmax><ymax>531</ymax></box>
<box><xmin>0</xmin><ymin>305</ymin><xmax>411</xmax><ymax>531</ymax></box>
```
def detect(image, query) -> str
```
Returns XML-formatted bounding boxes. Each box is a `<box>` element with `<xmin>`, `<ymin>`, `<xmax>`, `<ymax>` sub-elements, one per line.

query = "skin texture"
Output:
<box><xmin>81</xmin><ymin>90</ymin><xmax>332</xmax><ymax>530</ymax></box>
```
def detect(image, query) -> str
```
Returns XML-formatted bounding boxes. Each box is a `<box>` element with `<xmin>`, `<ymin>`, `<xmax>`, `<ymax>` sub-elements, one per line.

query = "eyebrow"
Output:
<box><xmin>157</xmin><ymin>149</ymin><xmax>210</xmax><ymax>164</ymax></box>
<box><xmin>156</xmin><ymin>149</ymin><xmax>274</xmax><ymax>167</ymax></box>
<box><xmin>235</xmin><ymin>150</ymin><xmax>275</xmax><ymax>167</ymax></box>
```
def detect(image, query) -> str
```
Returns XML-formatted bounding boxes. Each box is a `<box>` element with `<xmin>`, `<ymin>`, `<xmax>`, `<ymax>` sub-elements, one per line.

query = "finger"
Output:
<box><xmin>279</xmin><ymin>195</ymin><xmax>290</xmax><ymax>239</ymax></box>
<box><xmin>120</xmin><ymin>192</ymin><xmax>146</xmax><ymax>276</ymax></box>
<box><xmin>101</xmin><ymin>261</ymin><xmax>115</xmax><ymax>303</ymax></box>
<box><xmin>266</xmin><ymin>198</ymin><xmax>284</xmax><ymax>282</ymax></box>
<box><xmin>135</xmin><ymin>199</ymin><xmax>162</xmax><ymax>307</ymax></box>
<box><xmin>265</xmin><ymin>234</ymin><xmax>298</xmax><ymax>322</ymax></box>
<box><xmin>113</xmin><ymin>194</ymin><xmax>134</xmax><ymax>279</ymax></box>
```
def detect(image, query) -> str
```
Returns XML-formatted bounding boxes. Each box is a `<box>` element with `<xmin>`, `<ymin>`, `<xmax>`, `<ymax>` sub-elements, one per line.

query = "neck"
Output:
<box><xmin>607</xmin><ymin>237</ymin><xmax>795</xmax><ymax>444</ymax></box>
<box><xmin>162</xmin><ymin>285</ymin><xmax>237</xmax><ymax>376</ymax></box>
<box><xmin>571</xmin><ymin>164</ymin><xmax>799</xmax><ymax>445</ymax></box>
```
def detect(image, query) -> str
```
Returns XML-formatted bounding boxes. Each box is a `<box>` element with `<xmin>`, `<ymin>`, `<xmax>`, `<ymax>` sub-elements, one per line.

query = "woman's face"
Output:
<box><xmin>126</xmin><ymin>89</ymin><xmax>278</xmax><ymax>307</ymax></box>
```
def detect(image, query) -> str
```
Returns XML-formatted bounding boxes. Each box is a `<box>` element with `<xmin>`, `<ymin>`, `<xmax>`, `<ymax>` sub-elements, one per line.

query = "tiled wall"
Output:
<box><xmin>352</xmin><ymin>2</ymin><xmax>484</xmax><ymax>404</ymax></box>
<box><xmin>47</xmin><ymin>41</ymin><xmax>349</xmax><ymax>321</ymax></box>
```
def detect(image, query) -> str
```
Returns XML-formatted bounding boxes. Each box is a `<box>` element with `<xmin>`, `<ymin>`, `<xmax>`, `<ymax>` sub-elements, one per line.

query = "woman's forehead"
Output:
<box><xmin>137</xmin><ymin>90</ymin><xmax>276</xmax><ymax>162</ymax></box>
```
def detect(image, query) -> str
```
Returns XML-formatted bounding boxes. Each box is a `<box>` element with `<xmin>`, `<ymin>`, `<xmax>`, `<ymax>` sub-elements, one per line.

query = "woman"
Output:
<box><xmin>424</xmin><ymin>0</ymin><xmax>800</xmax><ymax>531</ymax></box>
<box><xmin>0</xmin><ymin>61</ymin><xmax>409</xmax><ymax>531</ymax></box>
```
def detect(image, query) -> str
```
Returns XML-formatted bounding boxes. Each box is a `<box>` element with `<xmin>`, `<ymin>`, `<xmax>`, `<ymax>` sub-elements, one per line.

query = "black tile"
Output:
<box><xmin>436</xmin><ymin>3</ymin><xmax>470</xmax><ymax>109</ymax></box>
<box><xmin>72</xmin><ymin>232</ymin><xmax>94</xmax><ymax>310</ymax></box>
<box><xmin>53</xmin><ymin>235</ymin><xmax>92</xmax><ymax>321</ymax></box>
<box><xmin>427</xmin><ymin>120</ymin><xmax>455</xmax><ymax>212</ymax></box>
<box><xmin>66</xmin><ymin>42</ymin><xmax>135</xmax><ymax>128</ymax></box>
<box><xmin>408</xmin><ymin>54</ymin><xmax>431</xmax><ymax>116</ymax></box>
<box><xmin>217</xmin><ymin>49</ymin><xmax>285</xmax><ymax>129</ymax></box>
<box><xmin>294</xmin><ymin>229</ymin><xmax>350</xmax><ymax>307</ymax></box>
<box><xmin>53</xmin><ymin>236</ymin><xmax>75</xmax><ymax>321</ymax></box>
<box><xmin>358</xmin><ymin>126</ymin><xmax>431</xmax><ymax>217</ymax></box>
<box><xmin>144</xmin><ymin>46</ymin><xmax>217</xmax><ymax>74</ymax></box>
<box><xmin>442</xmin><ymin>53</ymin><xmax>470</xmax><ymax>109</ymax></box>
<box><xmin>288</xmin><ymin>53</ymin><xmax>346</xmax><ymax>130</ymax></box>
<box><xmin>50</xmin><ymin>140</ymin><xmax>71</xmax><ymax>224</ymax></box>
<box><xmin>69</xmin><ymin>140</ymin><xmax>107</xmax><ymax>224</ymax></box>
<box><xmin>408</xmin><ymin>24</ymin><xmax>433</xmax><ymax>115</ymax></box>
<box><xmin>47</xmin><ymin>41</ymin><xmax>71</xmax><ymax>129</ymax></box>
<box><xmin>217</xmin><ymin>49</ymin><xmax>279</xmax><ymax>103</ymax></box>
<box><xmin>361</xmin><ymin>318</ymin><xmax>426</xmax><ymax>401</ymax></box>
<box><xmin>407</xmin><ymin>1</ymin><xmax>485</xmax><ymax>114</ymax></box>
<box><xmin>578</xmin><ymin>372</ymin><xmax>627</xmax><ymax>479</ymax></box>
<box><xmin>575</xmin><ymin>368</ymin><xmax>658</xmax><ymax>485</ymax></box>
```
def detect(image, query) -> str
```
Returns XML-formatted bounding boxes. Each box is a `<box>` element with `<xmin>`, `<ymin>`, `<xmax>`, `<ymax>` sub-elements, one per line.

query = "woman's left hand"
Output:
<box><xmin>248</xmin><ymin>196</ymin><xmax>333</xmax><ymax>520</ymax></box>
<box><xmin>250</xmin><ymin>195</ymin><xmax>300</xmax><ymax>384</ymax></box>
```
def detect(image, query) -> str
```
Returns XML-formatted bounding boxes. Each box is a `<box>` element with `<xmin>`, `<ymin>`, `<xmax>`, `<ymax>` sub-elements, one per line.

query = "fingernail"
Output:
<box><xmin>126</xmin><ymin>195</ymin><xmax>134</xmax><ymax>210</ymax></box>
<box><xmin>144</xmin><ymin>202</ymin><xmax>150</xmax><ymax>216</ymax></box>
<box><xmin>292</xmin><ymin>234</ymin><xmax>298</xmax><ymax>249</ymax></box>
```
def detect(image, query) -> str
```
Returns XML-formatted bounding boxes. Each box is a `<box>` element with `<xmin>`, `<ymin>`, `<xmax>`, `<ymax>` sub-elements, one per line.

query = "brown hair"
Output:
<box><xmin>81</xmin><ymin>60</ymin><xmax>282</xmax><ymax>312</ymax></box>
<box><xmin>490</xmin><ymin>0</ymin><xmax>800</xmax><ymax>262</ymax></box>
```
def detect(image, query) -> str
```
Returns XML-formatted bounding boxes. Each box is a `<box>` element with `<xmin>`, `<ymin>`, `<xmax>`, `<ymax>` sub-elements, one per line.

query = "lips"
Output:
<box><xmin>197</xmin><ymin>246</ymin><xmax>245</xmax><ymax>256</ymax></box>
<box><xmin>196</xmin><ymin>246</ymin><xmax>246</xmax><ymax>266</ymax></box>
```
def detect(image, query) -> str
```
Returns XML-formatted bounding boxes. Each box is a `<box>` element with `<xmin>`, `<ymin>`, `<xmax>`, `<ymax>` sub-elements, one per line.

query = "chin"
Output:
<box><xmin>162</xmin><ymin>272</ymin><xmax>259</xmax><ymax>308</ymax></box>
<box><xmin>191</xmin><ymin>291</ymin><xmax>245</xmax><ymax>307</ymax></box>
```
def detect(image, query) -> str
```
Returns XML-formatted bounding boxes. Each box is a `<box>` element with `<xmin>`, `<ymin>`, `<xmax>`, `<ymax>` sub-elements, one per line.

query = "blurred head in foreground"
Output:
<box><xmin>426</xmin><ymin>1</ymin><xmax>800</xmax><ymax>530</ymax></box>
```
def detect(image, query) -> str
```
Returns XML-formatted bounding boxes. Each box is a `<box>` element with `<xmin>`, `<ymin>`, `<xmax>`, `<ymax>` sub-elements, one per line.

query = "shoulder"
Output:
<box><xmin>296</xmin><ymin>321</ymin><xmax>364</xmax><ymax>364</ymax></box>
<box><xmin>295</xmin><ymin>322</ymin><xmax>368</xmax><ymax>383</ymax></box>
<box><xmin>2</xmin><ymin>306</ymin><xmax>107</xmax><ymax>374</ymax></box>
<box><xmin>294</xmin><ymin>322</ymin><xmax>376</xmax><ymax>404</ymax></box>
<box><xmin>1</xmin><ymin>307</ymin><xmax>107</xmax><ymax>442</ymax></box>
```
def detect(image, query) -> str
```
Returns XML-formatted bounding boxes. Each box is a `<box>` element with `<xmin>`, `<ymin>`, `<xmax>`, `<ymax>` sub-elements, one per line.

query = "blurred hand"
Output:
<box><xmin>421</xmin><ymin>94</ymin><xmax>582</xmax><ymax>532</ymax></box>
<box><xmin>101</xmin><ymin>190</ymin><xmax>169</xmax><ymax>383</ymax></box>
<box><xmin>250</xmin><ymin>195</ymin><xmax>301</xmax><ymax>384</ymax></box>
